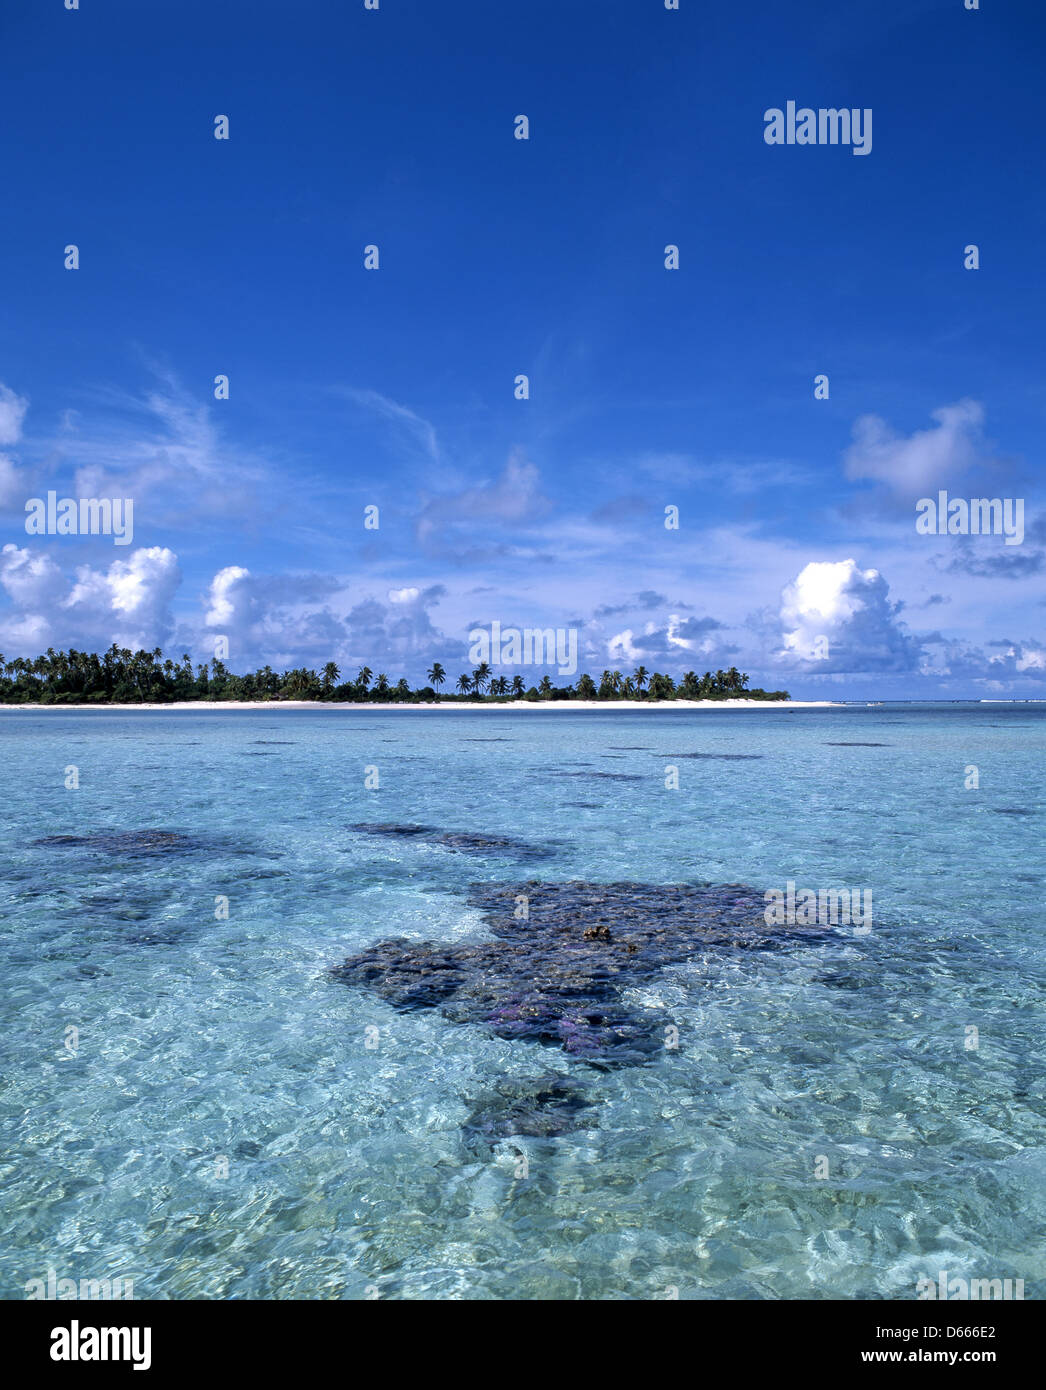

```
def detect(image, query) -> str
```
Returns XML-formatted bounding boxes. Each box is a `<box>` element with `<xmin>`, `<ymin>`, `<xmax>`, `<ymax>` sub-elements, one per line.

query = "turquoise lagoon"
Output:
<box><xmin>0</xmin><ymin>703</ymin><xmax>1043</xmax><ymax>1299</ymax></box>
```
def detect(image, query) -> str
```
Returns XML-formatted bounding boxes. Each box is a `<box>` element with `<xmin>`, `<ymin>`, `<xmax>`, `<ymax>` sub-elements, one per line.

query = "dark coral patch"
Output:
<box><xmin>350</xmin><ymin>823</ymin><xmax>555</xmax><ymax>859</ymax></box>
<box><xmin>34</xmin><ymin>830</ymin><xmax>204</xmax><ymax>855</ymax></box>
<box><xmin>333</xmin><ymin>880</ymin><xmax>830</xmax><ymax>1066</ymax></box>
<box><xmin>463</xmin><ymin>1074</ymin><xmax>598</xmax><ymax>1148</ymax></box>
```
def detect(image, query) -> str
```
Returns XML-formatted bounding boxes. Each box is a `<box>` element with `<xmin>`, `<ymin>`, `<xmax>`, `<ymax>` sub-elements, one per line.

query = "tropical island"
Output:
<box><xmin>0</xmin><ymin>645</ymin><xmax>790</xmax><ymax>705</ymax></box>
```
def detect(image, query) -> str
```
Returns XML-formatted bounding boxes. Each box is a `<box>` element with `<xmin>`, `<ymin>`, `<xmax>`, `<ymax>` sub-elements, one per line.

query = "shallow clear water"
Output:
<box><xmin>1</xmin><ymin>704</ymin><xmax>1043</xmax><ymax>1300</ymax></box>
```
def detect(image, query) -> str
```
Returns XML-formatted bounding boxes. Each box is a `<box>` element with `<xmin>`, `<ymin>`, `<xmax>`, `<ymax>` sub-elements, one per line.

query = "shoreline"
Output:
<box><xmin>0</xmin><ymin>698</ymin><xmax>840</xmax><ymax>712</ymax></box>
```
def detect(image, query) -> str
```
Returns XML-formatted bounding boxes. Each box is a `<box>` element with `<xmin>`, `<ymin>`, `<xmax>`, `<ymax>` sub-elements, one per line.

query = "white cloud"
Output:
<box><xmin>607</xmin><ymin>629</ymin><xmax>641</xmax><ymax>664</ymax></box>
<box><xmin>0</xmin><ymin>544</ymin><xmax>180</xmax><ymax>652</ymax></box>
<box><xmin>205</xmin><ymin>565</ymin><xmax>254</xmax><ymax>628</ymax></box>
<box><xmin>57</xmin><ymin>368</ymin><xmax>272</xmax><ymax>533</ymax></box>
<box><xmin>844</xmin><ymin>400</ymin><xmax>984</xmax><ymax>495</ymax></box>
<box><xmin>342</xmin><ymin>388</ymin><xmax>440</xmax><ymax>465</ymax></box>
<box><xmin>778</xmin><ymin>558</ymin><xmax>920</xmax><ymax>671</ymax></box>
<box><xmin>1014</xmin><ymin>646</ymin><xmax>1046</xmax><ymax>673</ymax></box>
<box><xmin>0</xmin><ymin>454</ymin><xmax>25</xmax><ymax>509</ymax></box>
<box><xmin>416</xmin><ymin>450</ymin><xmax>551</xmax><ymax>546</ymax></box>
<box><xmin>65</xmin><ymin>547</ymin><xmax>180</xmax><ymax>648</ymax></box>
<box><xmin>0</xmin><ymin>545</ymin><xmax>66</xmax><ymax>611</ymax></box>
<box><xmin>605</xmin><ymin>614</ymin><xmax>730</xmax><ymax>666</ymax></box>
<box><xmin>0</xmin><ymin>383</ymin><xmax>29</xmax><ymax>507</ymax></box>
<box><xmin>0</xmin><ymin>384</ymin><xmax>28</xmax><ymax>446</ymax></box>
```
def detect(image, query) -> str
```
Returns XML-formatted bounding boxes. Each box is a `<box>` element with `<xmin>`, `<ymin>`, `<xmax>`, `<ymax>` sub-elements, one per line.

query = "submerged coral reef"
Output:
<box><xmin>333</xmin><ymin>878</ymin><xmax>831</xmax><ymax>1067</ymax></box>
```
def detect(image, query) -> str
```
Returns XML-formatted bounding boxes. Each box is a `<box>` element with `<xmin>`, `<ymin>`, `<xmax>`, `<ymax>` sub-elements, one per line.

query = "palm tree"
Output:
<box><xmin>633</xmin><ymin>665</ymin><xmax>648</xmax><ymax>694</ymax></box>
<box><xmin>472</xmin><ymin>662</ymin><xmax>490</xmax><ymax>696</ymax></box>
<box><xmin>321</xmin><ymin>662</ymin><xmax>340</xmax><ymax>693</ymax></box>
<box><xmin>283</xmin><ymin>667</ymin><xmax>318</xmax><ymax>698</ymax></box>
<box><xmin>511</xmin><ymin>675</ymin><xmax>525</xmax><ymax>698</ymax></box>
<box><xmin>538</xmin><ymin>675</ymin><xmax>553</xmax><ymax>698</ymax></box>
<box><xmin>356</xmin><ymin>666</ymin><xmax>372</xmax><ymax>693</ymax></box>
<box><xmin>427</xmin><ymin>663</ymin><xmax>446</xmax><ymax>697</ymax></box>
<box><xmin>456</xmin><ymin>673</ymin><xmax>471</xmax><ymax>695</ymax></box>
<box><xmin>374</xmin><ymin>673</ymin><xmax>390</xmax><ymax>696</ymax></box>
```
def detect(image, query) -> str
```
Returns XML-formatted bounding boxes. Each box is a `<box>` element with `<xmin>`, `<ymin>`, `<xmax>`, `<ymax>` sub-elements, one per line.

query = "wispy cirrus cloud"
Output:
<box><xmin>415</xmin><ymin>449</ymin><xmax>552</xmax><ymax>556</ymax></box>
<box><xmin>21</xmin><ymin>365</ymin><xmax>276</xmax><ymax>535</ymax></box>
<box><xmin>338</xmin><ymin>387</ymin><xmax>441</xmax><ymax>466</ymax></box>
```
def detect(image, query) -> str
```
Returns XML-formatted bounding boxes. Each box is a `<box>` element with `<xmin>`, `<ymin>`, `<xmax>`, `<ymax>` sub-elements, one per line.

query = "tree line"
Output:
<box><xmin>0</xmin><ymin>646</ymin><xmax>789</xmax><ymax>704</ymax></box>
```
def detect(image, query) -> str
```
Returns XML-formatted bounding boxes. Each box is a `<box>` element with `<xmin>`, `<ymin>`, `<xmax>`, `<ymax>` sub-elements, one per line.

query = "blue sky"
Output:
<box><xmin>1</xmin><ymin>0</ymin><xmax>1043</xmax><ymax>697</ymax></box>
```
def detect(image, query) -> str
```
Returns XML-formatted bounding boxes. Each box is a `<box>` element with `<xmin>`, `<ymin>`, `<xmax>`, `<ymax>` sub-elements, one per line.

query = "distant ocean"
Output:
<box><xmin>1</xmin><ymin>703</ymin><xmax>1042</xmax><ymax>1299</ymax></box>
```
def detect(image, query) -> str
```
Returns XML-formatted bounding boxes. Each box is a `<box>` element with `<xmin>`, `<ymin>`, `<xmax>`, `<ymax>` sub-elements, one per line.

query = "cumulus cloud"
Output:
<box><xmin>916</xmin><ymin>634</ymin><xmax>1046</xmax><ymax>687</ymax></box>
<box><xmin>607</xmin><ymin>614</ymin><xmax>731</xmax><ymax>666</ymax></box>
<box><xmin>844</xmin><ymin>400</ymin><xmax>985</xmax><ymax>496</ymax></box>
<box><xmin>1013</xmin><ymin>645</ymin><xmax>1046</xmax><ymax>673</ymax></box>
<box><xmin>66</xmin><ymin>548</ymin><xmax>180</xmax><ymax>645</ymax></box>
<box><xmin>778</xmin><ymin>558</ymin><xmax>921</xmax><ymax>671</ymax></box>
<box><xmin>200</xmin><ymin>566</ymin><xmax>349</xmax><ymax>666</ymax></box>
<box><xmin>0</xmin><ymin>544</ymin><xmax>180</xmax><ymax>652</ymax></box>
<box><xmin>196</xmin><ymin>567</ymin><xmax>459</xmax><ymax>676</ymax></box>
<box><xmin>0</xmin><ymin>545</ymin><xmax>67</xmax><ymax>612</ymax></box>
<box><xmin>204</xmin><ymin>565</ymin><xmax>257</xmax><ymax>630</ymax></box>
<box><xmin>343</xmin><ymin>584</ymin><xmax>461</xmax><ymax>675</ymax></box>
